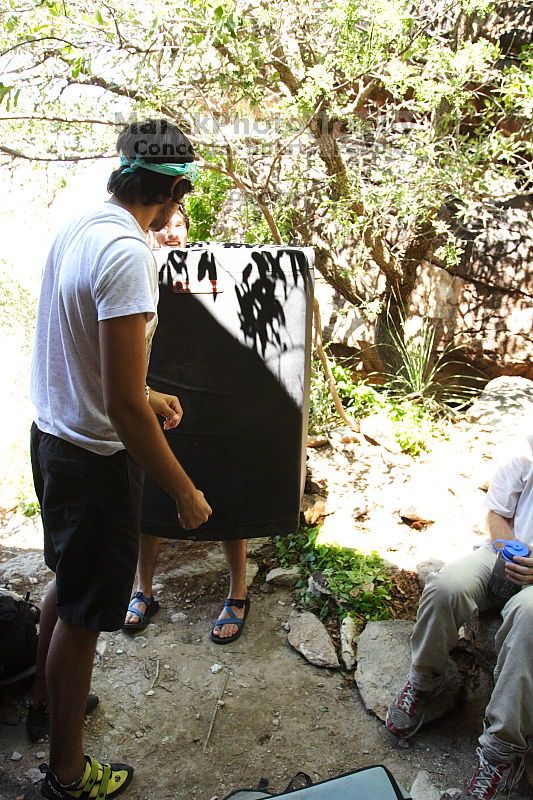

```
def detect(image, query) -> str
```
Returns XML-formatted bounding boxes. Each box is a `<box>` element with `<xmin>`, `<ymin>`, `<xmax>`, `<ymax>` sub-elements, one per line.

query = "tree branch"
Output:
<box><xmin>0</xmin><ymin>145</ymin><xmax>112</xmax><ymax>161</ymax></box>
<box><xmin>0</xmin><ymin>115</ymin><xmax>118</xmax><ymax>126</ymax></box>
<box><xmin>0</xmin><ymin>36</ymin><xmax>81</xmax><ymax>58</ymax></box>
<box><xmin>313</xmin><ymin>297</ymin><xmax>361</xmax><ymax>434</ymax></box>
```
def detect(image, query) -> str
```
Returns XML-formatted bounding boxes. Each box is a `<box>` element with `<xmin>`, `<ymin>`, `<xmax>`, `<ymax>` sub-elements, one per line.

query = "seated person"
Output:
<box><xmin>387</xmin><ymin>429</ymin><xmax>533</xmax><ymax>800</ymax></box>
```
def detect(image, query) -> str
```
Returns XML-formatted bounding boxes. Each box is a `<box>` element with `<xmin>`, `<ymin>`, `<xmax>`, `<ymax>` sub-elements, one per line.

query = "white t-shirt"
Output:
<box><xmin>31</xmin><ymin>203</ymin><xmax>158</xmax><ymax>455</ymax></box>
<box><xmin>486</xmin><ymin>432</ymin><xmax>533</xmax><ymax>547</ymax></box>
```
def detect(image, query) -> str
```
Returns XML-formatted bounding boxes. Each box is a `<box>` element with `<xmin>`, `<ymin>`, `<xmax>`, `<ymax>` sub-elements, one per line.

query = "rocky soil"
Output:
<box><xmin>1</xmin><ymin>377</ymin><xmax>532</xmax><ymax>800</ymax></box>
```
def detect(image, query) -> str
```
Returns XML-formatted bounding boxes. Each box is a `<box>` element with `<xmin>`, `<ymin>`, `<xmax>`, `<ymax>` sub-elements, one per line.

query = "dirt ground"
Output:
<box><xmin>1</xmin><ymin>420</ymin><xmax>533</xmax><ymax>800</ymax></box>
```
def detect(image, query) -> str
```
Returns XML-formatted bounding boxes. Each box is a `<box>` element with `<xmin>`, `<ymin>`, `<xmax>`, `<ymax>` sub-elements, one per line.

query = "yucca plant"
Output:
<box><xmin>381</xmin><ymin>306</ymin><xmax>485</xmax><ymax>415</ymax></box>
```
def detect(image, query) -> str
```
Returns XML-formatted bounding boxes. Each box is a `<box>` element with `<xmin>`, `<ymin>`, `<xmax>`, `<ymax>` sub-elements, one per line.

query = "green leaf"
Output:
<box><xmin>0</xmin><ymin>83</ymin><xmax>13</xmax><ymax>105</ymax></box>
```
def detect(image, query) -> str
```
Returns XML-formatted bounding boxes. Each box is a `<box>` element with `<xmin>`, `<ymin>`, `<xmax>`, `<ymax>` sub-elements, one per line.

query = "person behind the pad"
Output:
<box><xmin>387</xmin><ymin>429</ymin><xmax>533</xmax><ymax>800</ymax></box>
<box><xmin>29</xmin><ymin>119</ymin><xmax>211</xmax><ymax>800</ymax></box>
<box><xmin>124</xmin><ymin>207</ymin><xmax>251</xmax><ymax>645</ymax></box>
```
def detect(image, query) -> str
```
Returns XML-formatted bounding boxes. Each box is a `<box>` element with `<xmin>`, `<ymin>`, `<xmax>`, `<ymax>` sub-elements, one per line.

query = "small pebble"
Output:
<box><xmin>398</xmin><ymin>738</ymin><xmax>412</xmax><ymax>749</ymax></box>
<box><xmin>171</xmin><ymin>612</ymin><xmax>188</xmax><ymax>623</ymax></box>
<box><xmin>164</xmin><ymin>664</ymin><xmax>170</xmax><ymax>669</ymax></box>
<box><xmin>35</xmin><ymin>751</ymin><xmax>46</xmax><ymax>759</ymax></box>
<box><xmin>25</xmin><ymin>768</ymin><xmax>43</xmax><ymax>783</ymax></box>
<box><xmin>272</xmin><ymin>718</ymin><xmax>279</xmax><ymax>726</ymax></box>
<box><xmin>135</xmin><ymin>730</ymin><xmax>144</xmax><ymax>738</ymax></box>
<box><xmin>146</xmin><ymin>690</ymin><xmax>155</xmax><ymax>697</ymax></box>
<box><xmin>116</xmin><ymin>648</ymin><xmax>124</xmax><ymax>655</ymax></box>
<box><xmin>161</xmin><ymin>736</ymin><xmax>170</xmax><ymax>744</ymax></box>
<box><xmin>210</xmin><ymin>663</ymin><xmax>223</xmax><ymax>674</ymax></box>
<box><xmin>11</xmin><ymin>751</ymin><xmax>23</xmax><ymax>761</ymax></box>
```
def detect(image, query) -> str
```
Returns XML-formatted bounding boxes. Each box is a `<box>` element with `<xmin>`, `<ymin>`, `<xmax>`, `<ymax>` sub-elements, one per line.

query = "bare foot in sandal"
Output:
<box><xmin>211</xmin><ymin>597</ymin><xmax>250</xmax><ymax>644</ymax></box>
<box><xmin>123</xmin><ymin>591</ymin><xmax>160</xmax><ymax>633</ymax></box>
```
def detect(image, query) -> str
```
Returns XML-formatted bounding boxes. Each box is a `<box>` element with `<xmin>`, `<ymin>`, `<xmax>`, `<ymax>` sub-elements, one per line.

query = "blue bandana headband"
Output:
<box><xmin>119</xmin><ymin>154</ymin><xmax>200</xmax><ymax>183</ymax></box>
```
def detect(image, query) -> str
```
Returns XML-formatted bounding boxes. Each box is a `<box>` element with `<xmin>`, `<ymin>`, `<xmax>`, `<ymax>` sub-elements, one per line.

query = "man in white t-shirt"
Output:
<box><xmin>29</xmin><ymin>119</ymin><xmax>211</xmax><ymax>800</ymax></box>
<box><xmin>386</xmin><ymin>431</ymin><xmax>533</xmax><ymax>800</ymax></box>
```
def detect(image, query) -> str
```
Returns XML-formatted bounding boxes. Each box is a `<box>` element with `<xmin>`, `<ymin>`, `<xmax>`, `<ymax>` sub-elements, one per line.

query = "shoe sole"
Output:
<box><xmin>386</xmin><ymin>710</ymin><xmax>426</xmax><ymax>740</ymax></box>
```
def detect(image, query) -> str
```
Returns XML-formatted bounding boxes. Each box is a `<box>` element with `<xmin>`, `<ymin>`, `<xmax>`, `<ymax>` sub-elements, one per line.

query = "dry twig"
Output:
<box><xmin>203</xmin><ymin>670</ymin><xmax>231</xmax><ymax>752</ymax></box>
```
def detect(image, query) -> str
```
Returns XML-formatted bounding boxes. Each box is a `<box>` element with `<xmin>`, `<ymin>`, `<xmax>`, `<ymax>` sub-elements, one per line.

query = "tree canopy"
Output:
<box><xmin>1</xmin><ymin>0</ymin><xmax>531</xmax><ymax>324</ymax></box>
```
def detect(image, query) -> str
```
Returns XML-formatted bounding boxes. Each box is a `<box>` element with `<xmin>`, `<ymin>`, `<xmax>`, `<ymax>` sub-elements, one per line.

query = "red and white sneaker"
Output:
<box><xmin>386</xmin><ymin>679</ymin><xmax>431</xmax><ymax>739</ymax></box>
<box><xmin>459</xmin><ymin>747</ymin><xmax>523</xmax><ymax>800</ymax></box>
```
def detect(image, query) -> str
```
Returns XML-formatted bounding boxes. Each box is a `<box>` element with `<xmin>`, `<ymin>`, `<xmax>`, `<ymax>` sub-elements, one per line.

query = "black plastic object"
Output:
<box><xmin>142</xmin><ymin>243</ymin><xmax>315</xmax><ymax>540</ymax></box>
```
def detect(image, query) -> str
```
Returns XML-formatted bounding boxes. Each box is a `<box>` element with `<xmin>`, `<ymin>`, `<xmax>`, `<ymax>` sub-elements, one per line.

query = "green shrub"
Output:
<box><xmin>309</xmin><ymin>355</ymin><xmax>447</xmax><ymax>455</ymax></box>
<box><xmin>20</xmin><ymin>500</ymin><xmax>40</xmax><ymax>517</ymax></box>
<box><xmin>381</xmin><ymin>307</ymin><xmax>483</xmax><ymax>414</ymax></box>
<box><xmin>187</xmin><ymin>169</ymin><xmax>232</xmax><ymax>242</ymax></box>
<box><xmin>275</xmin><ymin>526</ymin><xmax>392</xmax><ymax>624</ymax></box>
<box><xmin>386</xmin><ymin>400</ymin><xmax>444</xmax><ymax>456</ymax></box>
<box><xmin>331</xmin><ymin>365</ymin><xmax>385</xmax><ymax>416</ymax></box>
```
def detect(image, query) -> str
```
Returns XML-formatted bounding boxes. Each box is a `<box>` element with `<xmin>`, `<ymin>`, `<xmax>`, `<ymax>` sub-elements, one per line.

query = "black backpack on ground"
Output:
<box><xmin>222</xmin><ymin>765</ymin><xmax>410</xmax><ymax>799</ymax></box>
<box><xmin>0</xmin><ymin>588</ymin><xmax>40</xmax><ymax>684</ymax></box>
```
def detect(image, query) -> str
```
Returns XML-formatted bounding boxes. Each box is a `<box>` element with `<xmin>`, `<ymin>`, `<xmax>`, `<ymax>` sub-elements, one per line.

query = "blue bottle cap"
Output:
<box><xmin>499</xmin><ymin>540</ymin><xmax>530</xmax><ymax>562</ymax></box>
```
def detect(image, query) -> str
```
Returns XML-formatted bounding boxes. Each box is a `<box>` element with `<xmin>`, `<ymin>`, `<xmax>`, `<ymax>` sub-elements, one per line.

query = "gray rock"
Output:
<box><xmin>287</xmin><ymin>611</ymin><xmax>340</xmax><ymax>669</ymax></box>
<box><xmin>0</xmin><ymin>552</ymin><xmax>51</xmax><ymax>588</ymax></box>
<box><xmin>410</xmin><ymin>771</ymin><xmax>441</xmax><ymax>800</ymax></box>
<box><xmin>163</xmin><ymin>540</ymin><xmax>265</xmax><ymax>588</ymax></box>
<box><xmin>25</xmin><ymin>767</ymin><xmax>44</xmax><ymax>783</ymax></box>
<box><xmin>171</xmin><ymin>612</ymin><xmax>188</xmax><ymax>623</ymax></box>
<box><xmin>265</xmin><ymin>567</ymin><xmax>300</xmax><ymax>588</ymax></box>
<box><xmin>340</xmin><ymin>616</ymin><xmax>359</xmax><ymax>671</ymax></box>
<box><xmin>467</xmin><ymin>377</ymin><xmax>533</xmax><ymax>430</ymax></box>
<box><xmin>360</xmin><ymin>413</ymin><xmax>403</xmax><ymax>453</ymax></box>
<box><xmin>245</xmin><ymin>560</ymin><xmax>259</xmax><ymax>588</ymax></box>
<box><xmin>399</xmin><ymin>480</ymin><xmax>454</xmax><ymax>524</ymax></box>
<box><xmin>301</xmin><ymin>494</ymin><xmax>327</xmax><ymax>525</ymax></box>
<box><xmin>354</xmin><ymin>620</ymin><xmax>461</xmax><ymax>721</ymax></box>
<box><xmin>416</xmin><ymin>559</ymin><xmax>445</xmax><ymax>588</ymax></box>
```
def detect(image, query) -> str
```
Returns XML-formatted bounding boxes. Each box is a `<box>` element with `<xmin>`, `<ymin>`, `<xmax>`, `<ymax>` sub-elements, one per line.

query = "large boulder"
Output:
<box><xmin>354</xmin><ymin>620</ymin><xmax>461</xmax><ymax>721</ymax></box>
<box><xmin>467</xmin><ymin>376</ymin><xmax>533</xmax><ymax>429</ymax></box>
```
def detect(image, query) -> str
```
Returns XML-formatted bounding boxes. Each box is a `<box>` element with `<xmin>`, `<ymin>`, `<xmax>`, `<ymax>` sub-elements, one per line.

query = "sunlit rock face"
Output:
<box><xmin>317</xmin><ymin>194</ymin><xmax>533</xmax><ymax>381</ymax></box>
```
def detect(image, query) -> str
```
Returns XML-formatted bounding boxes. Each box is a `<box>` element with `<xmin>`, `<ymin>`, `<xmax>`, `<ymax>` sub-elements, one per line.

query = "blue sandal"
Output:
<box><xmin>210</xmin><ymin>597</ymin><xmax>250</xmax><ymax>645</ymax></box>
<box><xmin>122</xmin><ymin>591</ymin><xmax>160</xmax><ymax>634</ymax></box>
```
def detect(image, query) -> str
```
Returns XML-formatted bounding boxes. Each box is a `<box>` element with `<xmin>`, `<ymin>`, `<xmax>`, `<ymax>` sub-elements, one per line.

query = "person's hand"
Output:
<box><xmin>176</xmin><ymin>489</ymin><xmax>212</xmax><ymax>530</ymax></box>
<box><xmin>505</xmin><ymin>554</ymin><xmax>533</xmax><ymax>585</ymax></box>
<box><xmin>148</xmin><ymin>389</ymin><xmax>183</xmax><ymax>430</ymax></box>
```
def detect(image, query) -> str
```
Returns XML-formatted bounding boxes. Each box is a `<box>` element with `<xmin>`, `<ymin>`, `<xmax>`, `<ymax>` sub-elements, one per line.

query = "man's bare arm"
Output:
<box><xmin>99</xmin><ymin>313</ymin><xmax>211</xmax><ymax>529</ymax></box>
<box><xmin>486</xmin><ymin>509</ymin><xmax>513</xmax><ymax>543</ymax></box>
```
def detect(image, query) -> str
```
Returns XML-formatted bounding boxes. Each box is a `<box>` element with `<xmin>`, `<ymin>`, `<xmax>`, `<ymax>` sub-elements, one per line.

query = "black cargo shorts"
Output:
<box><xmin>30</xmin><ymin>423</ymin><xmax>144</xmax><ymax>631</ymax></box>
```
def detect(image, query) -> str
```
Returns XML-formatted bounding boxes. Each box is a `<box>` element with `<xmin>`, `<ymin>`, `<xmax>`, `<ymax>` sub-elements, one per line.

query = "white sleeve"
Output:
<box><xmin>486</xmin><ymin>456</ymin><xmax>526</xmax><ymax>519</ymax></box>
<box><xmin>93</xmin><ymin>236</ymin><xmax>157</xmax><ymax>322</ymax></box>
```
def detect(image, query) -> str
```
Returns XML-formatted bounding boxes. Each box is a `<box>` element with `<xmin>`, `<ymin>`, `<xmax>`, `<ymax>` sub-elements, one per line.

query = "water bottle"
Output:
<box><xmin>488</xmin><ymin>539</ymin><xmax>530</xmax><ymax>602</ymax></box>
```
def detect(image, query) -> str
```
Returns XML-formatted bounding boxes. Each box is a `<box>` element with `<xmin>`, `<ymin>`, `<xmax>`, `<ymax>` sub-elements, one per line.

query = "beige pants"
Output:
<box><xmin>408</xmin><ymin>546</ymin><xmax>533</xmax><ymax>763</ymax></box>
